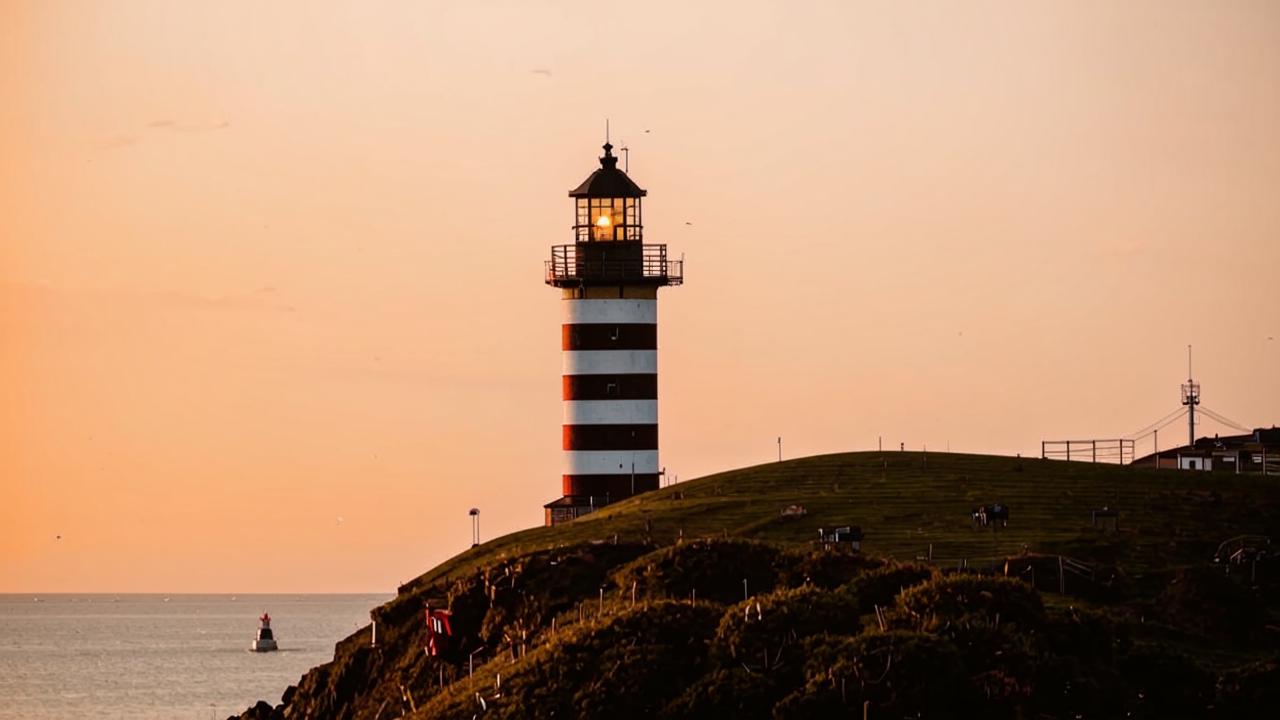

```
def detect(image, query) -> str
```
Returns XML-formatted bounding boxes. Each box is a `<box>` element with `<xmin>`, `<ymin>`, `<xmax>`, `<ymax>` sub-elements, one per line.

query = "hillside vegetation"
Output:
<box><xmin>235</xmin><ymin>452</ymin><xmax>1280</xmax><ymax>719</ymax></box>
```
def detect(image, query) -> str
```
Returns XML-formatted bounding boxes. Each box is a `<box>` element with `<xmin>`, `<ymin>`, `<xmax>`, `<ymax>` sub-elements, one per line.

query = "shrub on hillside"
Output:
<box><xmin>610</xmin><ymin>539</ymin><xmax>785</xmax><ymax>605</ymax></box>
<box><xmin>1043</xmin><ymin>605</ymin><xmax>1125</xmax><ymax>665</ymax></box>
<box><xmin>660</xmin><ymin>668</ymin><xmax>779</xmax><ymax>720</ymax></box>
<box><xmin>895</xmin><ymin>574</ymin><xmax>1045</xmax><ymax>633</ymax></box>
<box><xmin>776</xmin><ymin>547</ymin><xmax>884</xmax><ymax>589</ymax></box>
<box><xmin>840</xmin><ymin>562</ymin><xmax>937</xmax><ymax>613</ymax></box>
<box><xmin>713</xmin><ymin>585</ymin><xmax>862</xmax><ymax>664</ymax></box>
<box><xmin>772</xmin><ymin>631</ymin><xmax>966</xmax><ymax>719</ymax></box>
<box><xmin>1021</xmin><ymin>606</ymin><xmax>1128</xmax><ymax>718</ymax></box>
<box><xmin>1215</xmin><ymin>658</ymin><xmax>1280</xmax><ymax>719</ymax></box>
<box><xmin>475</xmin><ymin>542</ymin><xmax>652</xmax><ymax>649</ymax></box>
<box><xmin>1156</xmin><ymin>566</ymin><xmax>1267</xmax><ymax>643</ymax></box>
<box><xmin>944</xmin><ymin>622</ymin><xmax>1042</xmax><ymax>714</ymax></box>
<box><xmin>418</xmin><ymin>601</ymin><xmax>722</xmax><ymax>720</ymax></box>
<box><xmin>1116</xmin><ymin>644</ymin><xmax>1214</xmax><ymax>719</ymax></box>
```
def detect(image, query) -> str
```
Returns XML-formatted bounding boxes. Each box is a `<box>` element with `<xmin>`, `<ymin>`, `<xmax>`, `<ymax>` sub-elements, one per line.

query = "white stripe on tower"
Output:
<box><xmin>562</xmin><ymin>450</ymin><xmax>661</xmax><ymax>476</ymax></box>
<box><xmin>564</xmin><ymin>400</ymin><xmax>659</xmax><ymax>425</ymax></box>
<box><xmin>562</xmin><ymin>350</ymin><xmax>658</xmax><ymax>375</ymax></box>
<box><xmin>564</xmin><ymin>299</ymin><xmax>658</xmax><ymax>324</ymax></box>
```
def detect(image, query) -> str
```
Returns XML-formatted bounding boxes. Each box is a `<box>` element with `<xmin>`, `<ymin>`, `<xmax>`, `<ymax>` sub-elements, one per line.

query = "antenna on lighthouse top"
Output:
<box><xmin>605</xmin><ymin>118</ymin><xmax>610</xmax><ymax>144</ymax></box>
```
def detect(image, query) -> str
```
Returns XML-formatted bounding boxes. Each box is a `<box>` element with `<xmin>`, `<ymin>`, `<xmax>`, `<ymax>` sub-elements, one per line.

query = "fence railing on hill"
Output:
<box><xmin>1040</xmin><ymin>439</ymin><xmax>1135</xmax><ymax>465</ymax></box>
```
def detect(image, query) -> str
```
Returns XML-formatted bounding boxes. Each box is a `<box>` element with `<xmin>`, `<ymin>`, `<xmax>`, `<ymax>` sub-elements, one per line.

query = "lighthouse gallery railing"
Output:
<box><xmin>545</xmin><ymin>244</ymin><xmax>683</xmax><ymax>286</ymax></box>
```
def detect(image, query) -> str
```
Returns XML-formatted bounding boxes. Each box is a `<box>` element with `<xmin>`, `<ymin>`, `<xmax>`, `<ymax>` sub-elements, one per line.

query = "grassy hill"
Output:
<box><xmin>235</xmin><ymin>452</ymin><xmax>1280</xmax><ymax>720</ymax></box>
<box><xmin>417</xmin><ymin>451</ymin><xmax>1280</xmax><ymax>587</ymax></box>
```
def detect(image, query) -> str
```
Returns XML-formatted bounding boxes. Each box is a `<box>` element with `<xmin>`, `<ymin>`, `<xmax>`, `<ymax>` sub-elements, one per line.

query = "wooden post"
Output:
<box><xmin>1058</xmin><ymin>555</ymin><xmax>1065</xmax><ymax>594</ymax></box>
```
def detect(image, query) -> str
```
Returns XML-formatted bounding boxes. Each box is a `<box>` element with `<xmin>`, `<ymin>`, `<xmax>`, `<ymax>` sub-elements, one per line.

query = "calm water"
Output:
<box><xmin>0</xmin><ymin>594</ymin><xmax>391</xmax><ymax>720</ymax></box>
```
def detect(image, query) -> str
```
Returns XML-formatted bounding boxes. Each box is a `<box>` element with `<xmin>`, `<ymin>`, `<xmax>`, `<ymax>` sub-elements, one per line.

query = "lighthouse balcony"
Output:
<box><xmin>546</xmin><ymin>243</ymin><xmax>683</xmax><ymax>287</ymax></box>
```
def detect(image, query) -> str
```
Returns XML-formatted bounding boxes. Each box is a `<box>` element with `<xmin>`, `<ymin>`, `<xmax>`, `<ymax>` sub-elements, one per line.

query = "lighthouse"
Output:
<box><xmin>543</xmin><ymin>142</ymin><xmax>683</xmax><ymax>526</ymax></box>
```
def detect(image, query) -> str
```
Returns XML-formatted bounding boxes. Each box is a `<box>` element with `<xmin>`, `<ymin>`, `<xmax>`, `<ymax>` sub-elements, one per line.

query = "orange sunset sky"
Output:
<box><xmin>2</xmin><ymin>1</ymin><xmax>1278</xmax><ymax>592</ymax></box>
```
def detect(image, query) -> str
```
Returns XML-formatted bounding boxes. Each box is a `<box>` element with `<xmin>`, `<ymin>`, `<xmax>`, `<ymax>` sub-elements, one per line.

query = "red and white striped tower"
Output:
<box><xmin>543</xmin><ymin>142</ymin><xmax>682</xmax><ymax>526</ymax></box>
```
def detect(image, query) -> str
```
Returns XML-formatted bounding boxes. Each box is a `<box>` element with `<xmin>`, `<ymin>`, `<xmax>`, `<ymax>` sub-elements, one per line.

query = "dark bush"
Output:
<box><xmin>419</xmin><ymin>601</ymin><xmax>722</xmax><ymax>720</ymax></box>
<box><xmin>773</xmin><ymin>631</ymin><xmax>966</xmax><ymax>719</ymax></box>
<box><xmin>1157</xmin><ymin>566</ymin><xmax>1267</xmax><ymax>643</ymax></box>
<box><xmin>713</xmin><ymin>585</ymin><xmax>862</xmax><ymax>664</ymax></box>
<box><xmin>1026</xmin><ymin>606</ymin><xmax>1128</xmax><ymax>718</ymax></box>
<box><xmin>1043</xmin><ymin>605</ymin><xmax>1123</xmax><ymax>665</ymax></box>
<box><xmin>610</xmin><ymin>539</ymin><xmax>785</xmax><ymax>605</ymax></box>
<box><xmin>1116</xmin><ymin>644</ymin><xmax>1214</xmax><ymax>719</ymax></box>
<box><xmin>776</xmin><ymin>547</ymin><xmax>884</xmax><ymax>589</ymax></box>
<box><xmin>1215</xmin><ymin>657</ymin><xmax>1280</xmax><ymax>719</ymax></box>
<box><xmin>476</xmin><ymin>542</ymin><xmax>651</xmax><ymax>650</ymax></box>
<box><xmin>895</xmin><ymin>574</ymin><xmax>1045</xmax><ymax>633</ymax></box>
<box><xmin>660</xmin><ymin>668</ymin><xmax>778</xmax><ymax>720</ymax></box>
<box><xmin>840</xmin><ymin>562</ymin><xmax>936</xmax><ymax>613</ymax></box>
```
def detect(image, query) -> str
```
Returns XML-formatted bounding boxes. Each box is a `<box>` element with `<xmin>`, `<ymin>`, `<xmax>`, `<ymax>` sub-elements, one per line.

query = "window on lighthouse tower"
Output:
<box><xmin>577</xmin><ymin>197</ymin><xmax>640</xmax><ymax>242</ymax></box>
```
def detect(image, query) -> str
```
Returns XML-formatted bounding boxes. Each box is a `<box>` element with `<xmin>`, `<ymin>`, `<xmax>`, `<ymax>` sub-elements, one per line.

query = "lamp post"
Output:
<box><xmin>469</xmin><ymin>508</ymin><xmax>480</xmax><ymax>548</ymax></box>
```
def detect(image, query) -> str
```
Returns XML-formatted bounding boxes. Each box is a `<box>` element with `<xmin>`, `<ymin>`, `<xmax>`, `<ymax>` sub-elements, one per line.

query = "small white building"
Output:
<box><xmin>1177</xmin><ymin>452</ymin><xmax>1212</xmax><ymax>471</ymax></box>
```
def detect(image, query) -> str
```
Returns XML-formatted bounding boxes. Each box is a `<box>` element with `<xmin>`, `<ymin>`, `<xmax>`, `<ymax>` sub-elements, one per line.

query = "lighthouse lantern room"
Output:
<box><xmin>544</xmin><ymin>142</ymin><xmax>682</xmax><ymax>526</ymax></box>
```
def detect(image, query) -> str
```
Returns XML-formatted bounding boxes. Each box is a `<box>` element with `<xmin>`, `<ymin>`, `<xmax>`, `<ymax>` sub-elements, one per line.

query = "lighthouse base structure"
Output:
<box><xmin>545</xmin><ymin>289</ymin><xmax>661</xmax><ymax>526</ymax></box>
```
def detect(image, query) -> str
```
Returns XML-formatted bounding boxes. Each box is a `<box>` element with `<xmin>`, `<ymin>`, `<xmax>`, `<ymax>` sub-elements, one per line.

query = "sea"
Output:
<box><xmin>0</xmin><ymin>593</ymin><xmax>392</xmax><ymax>720</ymax></box>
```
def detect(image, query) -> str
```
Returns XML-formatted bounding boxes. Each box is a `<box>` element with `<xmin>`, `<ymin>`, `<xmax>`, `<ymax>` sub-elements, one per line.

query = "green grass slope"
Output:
<box><xmin>414</xmin><ymin>451</ymin><xmax>1280</xmax><ymax>590</ymax></box>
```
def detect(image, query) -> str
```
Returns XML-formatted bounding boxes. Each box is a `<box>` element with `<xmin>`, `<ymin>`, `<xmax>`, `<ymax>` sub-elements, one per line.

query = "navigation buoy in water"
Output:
<box><xmin>251</xmin><ymin>612</ymin><xmax>278</xmax><ymax>652</ymax></box>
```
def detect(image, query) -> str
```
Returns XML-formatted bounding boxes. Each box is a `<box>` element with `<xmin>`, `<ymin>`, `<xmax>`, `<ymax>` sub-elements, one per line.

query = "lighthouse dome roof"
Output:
<box><xmin>569</xmin><ymin>143</ymin><xmax>646</xmax><ymax>199</ymax></box>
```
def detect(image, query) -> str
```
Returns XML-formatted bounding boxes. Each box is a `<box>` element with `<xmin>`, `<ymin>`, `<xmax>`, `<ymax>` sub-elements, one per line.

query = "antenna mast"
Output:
<box><xmin>1180</xmin><ymin>344</ymin><xmax>1200</xmax><ymax>448</ymax></box>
